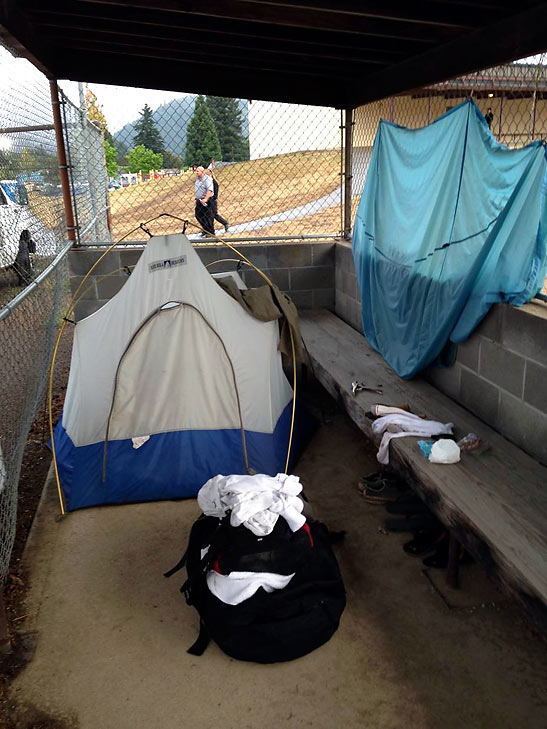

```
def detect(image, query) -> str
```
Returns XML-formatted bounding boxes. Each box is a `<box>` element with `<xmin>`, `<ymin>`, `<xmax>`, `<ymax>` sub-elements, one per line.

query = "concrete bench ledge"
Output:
<box><xmin>300</xmin><ymin>309</ymin><xmax>547</xmax><ymax>629</ymax></box>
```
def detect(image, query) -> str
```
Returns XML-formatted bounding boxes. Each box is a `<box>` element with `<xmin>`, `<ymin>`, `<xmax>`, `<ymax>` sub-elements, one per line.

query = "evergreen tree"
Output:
<box><xmin>206</xmin><ymin>96</ymin><xmax>250</xmax><ymax>162</ymax></box>
<box><xmin>184</xmin><ymin>95</ymin><xmax>221</xmax><ymax>168</ymax></box>
<box><xmin>133</xmin><ymin>104</ymin><xmax>165</xmax><ymax>155</ymax></box>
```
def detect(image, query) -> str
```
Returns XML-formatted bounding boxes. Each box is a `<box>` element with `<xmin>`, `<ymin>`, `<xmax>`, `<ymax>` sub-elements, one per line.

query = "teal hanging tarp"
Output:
<box><xmin>352</xmin><ymin>99</ymin><xmax>547</xmax><ymax>379</ymax></box>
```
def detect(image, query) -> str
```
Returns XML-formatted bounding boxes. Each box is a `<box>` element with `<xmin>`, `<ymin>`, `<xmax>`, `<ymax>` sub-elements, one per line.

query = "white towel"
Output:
<box><xmin>206</xmin><ymin>570</ymin><xmax>295</xmax><ymax>605</ymax></box>
<box><xmin>372</xmin><ymin>412</ymin><xmax>453</xmax><ymax>464</ymax></box>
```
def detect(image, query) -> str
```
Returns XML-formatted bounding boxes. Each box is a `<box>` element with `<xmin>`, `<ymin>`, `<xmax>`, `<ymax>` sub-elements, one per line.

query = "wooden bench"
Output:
<box><xmin>300</xmin><ymin>309</ymin><xmax>547</xmax><ymax>628</ymax></box>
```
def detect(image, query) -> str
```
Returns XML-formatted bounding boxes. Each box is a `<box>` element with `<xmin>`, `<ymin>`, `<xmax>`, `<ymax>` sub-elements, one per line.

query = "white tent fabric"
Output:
<box><xmin>55</xmin><ymin>234</ymin><xmax>296</xmax><ymax>510</ymax></box>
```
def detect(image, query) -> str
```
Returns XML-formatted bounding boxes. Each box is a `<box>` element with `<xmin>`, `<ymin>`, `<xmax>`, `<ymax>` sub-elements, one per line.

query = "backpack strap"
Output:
<box><xmin>187</xmin><ymin>620</ymin><xmax>210</xmax><ymax>656</ymax></box>
<box><xmin>163</xmin><ymin>548</ymin><xmax>189</xmax><ymax>578</ymax></box>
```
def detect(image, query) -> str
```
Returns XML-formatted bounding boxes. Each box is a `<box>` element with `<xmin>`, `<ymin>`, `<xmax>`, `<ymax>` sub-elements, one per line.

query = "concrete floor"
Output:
<box><xmin>10</xmin><ymin>409</ymin><xmax>547</xmax><ymax>729</ymax></box>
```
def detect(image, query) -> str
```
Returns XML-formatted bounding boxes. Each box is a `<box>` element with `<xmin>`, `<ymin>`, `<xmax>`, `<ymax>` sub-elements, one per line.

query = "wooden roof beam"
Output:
<box><xmin>29</xmin><ymin>4</ymin><xmax>433</xmax><ymax>56</ymax></box>
<box><xmin>49</xmin><ymin>49</ymin><xmax>350</xmax><ymax>107</ymax></box>
<box><xmin>352</xmin><ymin>2</ymin><xmax>547</xmax><ymax>107</ymax></box>
<box><xmin>37</xmin><ymin>19</ymin><xmax>400</xmax><ymax>65</ymax></box>
<box><xmin>75</xmin><ymin>0</ymin><xmax>463</xmax><ymax>42</ymax></box>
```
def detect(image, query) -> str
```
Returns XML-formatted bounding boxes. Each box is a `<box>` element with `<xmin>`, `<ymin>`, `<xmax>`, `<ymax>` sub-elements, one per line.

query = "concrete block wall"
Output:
<box><xmin>69</xmin><ymin>241</ymin><xmax>335</xmax><ymax>321</ymax></box>
<box><xmin>334</xmin><ymin>241</ymin><xmax>363</xmax><ymax>333</ymax></box>
<box><xmin>333</xmin><ymin>241</ymin><xmax>547</xmax><ymax>465</ymax></box>
<box><xmin>426</xmin><ymin>302</ymin><xmax>547</xmax><ymax>466</ymax></box>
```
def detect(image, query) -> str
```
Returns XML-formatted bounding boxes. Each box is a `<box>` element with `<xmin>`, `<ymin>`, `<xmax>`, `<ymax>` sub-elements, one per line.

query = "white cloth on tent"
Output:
<box><xmin>198</xmin><ymin>473</ymin><xmax>306</xmax><ymax>536</ymax></box>
<box><xmin>206</xmin><ymin>569</ymin><xmax>295</xmax><ymax>606</ymax></box>
<box><xmin>372</xmin><ymin>413</ymin><xmax>453</xmax><ymax>464</ymax></box>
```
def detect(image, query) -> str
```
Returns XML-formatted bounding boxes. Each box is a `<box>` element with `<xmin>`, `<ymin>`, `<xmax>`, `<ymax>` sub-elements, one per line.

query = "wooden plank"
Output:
<box><xmin>300</xmin><ymin>310</ymin><xmax>547</xmax><ymax>624</ymax></box>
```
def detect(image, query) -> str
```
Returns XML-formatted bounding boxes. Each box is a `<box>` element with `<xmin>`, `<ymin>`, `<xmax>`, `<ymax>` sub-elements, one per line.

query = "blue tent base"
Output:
<box><xmin>54</xmin><ymin>400</ymin><xmax>317</xmax><ymax>511</ymax></box>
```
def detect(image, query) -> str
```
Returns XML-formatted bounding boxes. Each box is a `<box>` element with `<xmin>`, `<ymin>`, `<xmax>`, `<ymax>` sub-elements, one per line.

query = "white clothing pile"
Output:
<box><xmin>372</xmin><ymin>408</ymin><xmax>453</xmax><ymax>464</ymax></box>
<box><xmin>198</xmin><ymin>472</ymin><xmax>305</xmax><ymax>537</ymax></box>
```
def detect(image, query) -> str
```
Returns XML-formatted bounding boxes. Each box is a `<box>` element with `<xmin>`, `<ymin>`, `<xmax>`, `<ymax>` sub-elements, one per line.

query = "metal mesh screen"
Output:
<box><xmin>0</xmin><ymin>43</ymin><xmax>71</xmax><ymax>581</ymax></box>
<box><xmin>60</xmin><ymin>88</ymin><xmax>111</xmax><ymax>245</ymax></box>
<box><xmin>66</xmin><ymin>86</ymin><xmax>344</xmax><ymax>243</ymax></box>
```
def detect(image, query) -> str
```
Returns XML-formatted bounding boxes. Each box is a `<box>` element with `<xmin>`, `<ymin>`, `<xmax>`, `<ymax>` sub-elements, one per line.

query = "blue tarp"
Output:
<box><xmin>352</xmin><ymin>99</ymin><xmax>547</xmax><ymax>379</ymax></box>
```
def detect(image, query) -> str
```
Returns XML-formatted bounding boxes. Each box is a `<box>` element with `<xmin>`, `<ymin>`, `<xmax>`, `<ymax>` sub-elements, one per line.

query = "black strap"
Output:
<box><xmin>187</xmin><ymin>621</ymin><xmax>210</xmax><ymax>656</ymax></box>
<box><xmin>163</xmin><ymin>549</ymin><xmax>188</xmax><ymax>578</ymax></box>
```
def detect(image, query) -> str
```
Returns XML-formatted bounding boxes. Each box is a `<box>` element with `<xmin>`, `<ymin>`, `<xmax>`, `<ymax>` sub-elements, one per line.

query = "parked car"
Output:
<box><xmin>0</xmin><ymin>180</ymin><xmax>55</xmax><ymax>285</ymax></box>
<box><xmin>108</xmin><ymin>178</ymin><xmax>121</xmax><ymax>191</ymax></box>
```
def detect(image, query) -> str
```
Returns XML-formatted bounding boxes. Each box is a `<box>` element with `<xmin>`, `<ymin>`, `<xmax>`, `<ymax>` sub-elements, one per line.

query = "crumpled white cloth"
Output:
<box><xmin>206</xmin><ymin>570</ymin><xmax>295</xmax><ymax>605</ymax></box>
<box><xmin>372</xmin><ymin>412</ymin><xmax>453</xmax><ymax>464</ymax></box>
<box><xmin>197</xmin><ymin>473</ymin><xmax>305</xmax><ymax>536</ymax></box>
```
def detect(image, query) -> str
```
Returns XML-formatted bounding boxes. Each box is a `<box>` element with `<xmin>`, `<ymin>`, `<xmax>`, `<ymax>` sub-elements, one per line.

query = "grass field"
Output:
<box><xmin>109</xmin><ymin>149</ymin><xmax>341</xmax><ymax>240</ymax></box>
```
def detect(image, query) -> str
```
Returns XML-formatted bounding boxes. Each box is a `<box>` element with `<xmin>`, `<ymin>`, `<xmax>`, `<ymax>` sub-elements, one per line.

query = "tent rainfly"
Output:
<box><xmin>54</xmin><ymin>233</ymin><xmax>303</xmax><ymax>511</ymax></box>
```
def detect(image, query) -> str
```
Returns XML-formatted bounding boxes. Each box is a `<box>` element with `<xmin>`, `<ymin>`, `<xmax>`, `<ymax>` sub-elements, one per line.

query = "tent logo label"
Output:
<box><xmin>149</xmin><ymin>255</ymin><xmax>187</xmax><ymax>272</ymax></box>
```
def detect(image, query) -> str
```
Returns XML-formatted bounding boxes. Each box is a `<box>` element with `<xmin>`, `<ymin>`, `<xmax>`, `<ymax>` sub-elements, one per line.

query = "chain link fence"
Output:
<box><xmin>69</xmin><ymin>87</ymin><xmax>344</xmax><ymax>243</ymax></box>
<box><xmin>0</xmin><ymin>43</ymin><xmax>71</xmax><ymax>582</ymax></box>
<box><xmin>60</xmin><ymin>88</ymin><xmax>111</xmax><ymax>245</ymax></box>
<box><xmin>352</xmin><ymin>58</ymin><xmax>547</xmax><ymax>294</ymax></box>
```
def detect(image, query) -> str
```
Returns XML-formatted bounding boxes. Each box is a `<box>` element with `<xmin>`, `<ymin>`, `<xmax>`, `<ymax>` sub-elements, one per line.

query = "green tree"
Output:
<box><xmin>104</xmin><ymin>138</ymin><xmax>118</xmax><ymax>176</ymax></box>
<box><xmin>185</xmin><ymin>95</ymin><xmax>221</xmax><ymax>167</ymax></box>
<box><xmin>133</xmin><ymin>104</ymin><xmax>165</xmax><ymax>155</ymax></box>
<box><xmin>126</xmin><ymin>145</ymin><xmax>163</xmax><ymax>173</ymax></box>
<box><xmin>206</xmin><ymin>96</ymin><xmax>249</xmax><ymax>162</ymax></box>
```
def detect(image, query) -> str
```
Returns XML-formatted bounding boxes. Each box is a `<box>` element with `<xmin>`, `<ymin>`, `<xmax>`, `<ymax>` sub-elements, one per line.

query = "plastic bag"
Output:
<box><xmin>429</xmin><ymin>439</ymin><xmax>460</xmax><ymax>464</ymax></box>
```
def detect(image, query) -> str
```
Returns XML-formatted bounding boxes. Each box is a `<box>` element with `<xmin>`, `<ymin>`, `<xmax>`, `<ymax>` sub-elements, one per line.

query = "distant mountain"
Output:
<box><xmin>114</xmin><ymin>96</ymin><xmax>249</xmax><ymax>160</ymax></box>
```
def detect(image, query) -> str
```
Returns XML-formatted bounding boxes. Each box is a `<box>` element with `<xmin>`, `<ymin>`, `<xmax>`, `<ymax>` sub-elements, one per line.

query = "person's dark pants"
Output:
<box><xmin>211</xmin><ymin>198</ymin><xmax>229</xmax><ymax>228</ymax></box>
<box><xmin>195</xmin><ymin>199</ymin><xmax>215</xmax><ymax>234</ymax></box>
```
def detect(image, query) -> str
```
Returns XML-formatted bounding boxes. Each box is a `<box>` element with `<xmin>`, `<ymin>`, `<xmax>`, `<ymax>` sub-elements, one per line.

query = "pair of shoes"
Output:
<box><xmin>403</xmin><ymin>527</ymin><xmax>446</xmax><ymax>556</ymax></box>
<box><xmin>358</xmin><ymin>471</ymin><xmax>408</xmax><ymax>504</ymax></box>
<box><xmin>384</xmin><ymin>513</ymin><xmax>439</xmax><ymax>532</ymax></box>
<box><xmin>385</xmin><ymin>498</ymin><xmax>429</xmax><ymax>515</ymax></box>
<box><xmin>224</xmin><ymin>222</ymin><xmax>230</xmax><ymax>233</ymax></box>
<box><xmin>422</xmin><ymin>541</ymin><xmax>474</xmax><ymax>569</ymax></box>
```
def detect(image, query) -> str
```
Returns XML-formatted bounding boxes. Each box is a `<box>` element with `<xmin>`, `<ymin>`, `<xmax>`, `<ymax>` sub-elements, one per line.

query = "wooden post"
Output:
<box><xmin>343</xmin><ymin>107</ymin><xmax>354</xmax><ymax>240</ymax></box>
<box><xmin>50</xmin><ymin>80</ymin><xmax>77</xmax><ymax>245</ymax></box>
<box><xmin>446</xmin><ymin>532</ymin><xmax>460</xmax><ymax>589</ymax></box>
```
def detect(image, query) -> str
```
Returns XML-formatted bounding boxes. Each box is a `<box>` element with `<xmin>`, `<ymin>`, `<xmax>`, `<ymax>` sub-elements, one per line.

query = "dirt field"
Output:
<box><xmin>109</xmin><ymin>150</ymin><xmax>341</xmax><ymax>240</ymax></box>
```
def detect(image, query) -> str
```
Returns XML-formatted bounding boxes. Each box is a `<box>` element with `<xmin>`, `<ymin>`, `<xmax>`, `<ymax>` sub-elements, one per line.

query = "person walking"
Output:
<box><xmin>205</xmin><ymin>168</ymin><xmax>230</xmax><ymax>233</ymax></box>
<box><xmin>194</xmin><ymin>166</ymin><xmax>215</xmax><ymax>236</ymax></box>
<box><xmin>485</xmin><ymin>107</ymin><xmax>494</xmax><ymax>129</ymax></box>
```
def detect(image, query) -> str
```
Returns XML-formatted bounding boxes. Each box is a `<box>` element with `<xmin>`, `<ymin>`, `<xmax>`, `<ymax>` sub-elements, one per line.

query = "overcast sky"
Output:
<box><xmin>58</xmin><ymin>80</ymin><xmax>189</xmax><ymax>132</ymax></box>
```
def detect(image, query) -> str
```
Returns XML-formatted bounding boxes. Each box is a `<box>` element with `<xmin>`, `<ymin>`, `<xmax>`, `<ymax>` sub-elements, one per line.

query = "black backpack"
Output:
<box><xmin>165</xmin><ymin>514</ymin><xmax>346</xmax><ymax>663</ymax></box>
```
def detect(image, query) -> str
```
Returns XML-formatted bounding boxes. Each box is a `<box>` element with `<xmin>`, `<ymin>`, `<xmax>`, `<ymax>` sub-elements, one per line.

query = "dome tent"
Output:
<box><xmin>54</xmin><ymin>233</ymin><xmax>305</xmax><ymax>511</ymax></box>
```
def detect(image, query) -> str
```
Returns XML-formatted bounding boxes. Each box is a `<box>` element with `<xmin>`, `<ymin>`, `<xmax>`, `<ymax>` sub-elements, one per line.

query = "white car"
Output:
<box><xmin>0</xmin><ymin>180</ymin><xmax>55</xmax><ymax>285</ymax></box>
